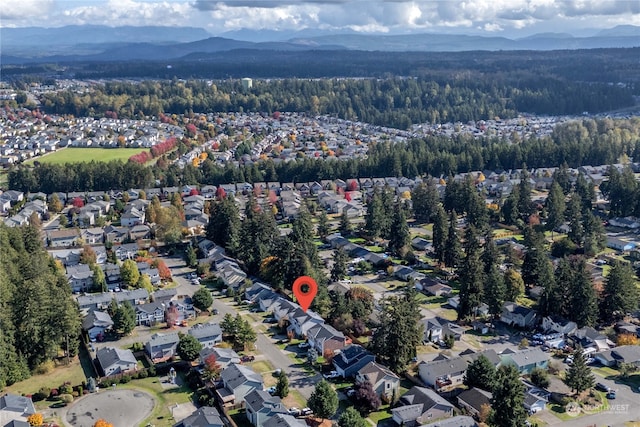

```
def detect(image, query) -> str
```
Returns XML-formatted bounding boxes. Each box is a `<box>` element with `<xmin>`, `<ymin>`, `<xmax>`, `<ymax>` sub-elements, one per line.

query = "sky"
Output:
<box><xmin>2</xmin><ymin>0</ymin><xmax>640</xmax><ymax>37</ymax></box>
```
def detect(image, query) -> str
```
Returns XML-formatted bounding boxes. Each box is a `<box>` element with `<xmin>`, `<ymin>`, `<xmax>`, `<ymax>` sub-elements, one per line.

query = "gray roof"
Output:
<box><xmin>612</xmin><ymin>345</ymin><xmax>640</xmax><ymax>363</ymax></box>
<box><xmin>0</xmin><ymin>394</ymin><xmax>35</xmax><ymax>415</ymax></box>
<box><xmin>96</xmin><ymin>346</ymin><xmax>137</xmax><ymax>369</ymax></box>
<box><xmin>174</xmin><ymin>406</ymin><xmax>224</xmax><ymax>427</ymax></box>
<box><xmin>422</xmin><ymin>416</ymin><xmax>478</xmax><ymax>427</ymax></box>
<box><xmin>263</xmin><ymin>414</ymin><xmax>308</xmax><ymax>427</ymax></box>
<box><xmin>153</xmin><ymin>288</ymin><xmax>177</xmax><ymax>302</ymax></box>
<box><xmin>501</xmin><ymin>347</ymin><xmax>549</xmax><ymax>367</ymax></box>
<box><xmin>148</xmin><ymin>332</ymin><xmax>181</xmax><ymax>347</ymax></box>
<box><xmin>418</xmin><ymin>356</ymin><xmax>468</xmax><ymax>379</ymax></box>
<box><xmin>114</xmin><ymin>288</ymin><xmax>149</xmax><ymax>303</ymax></box>
<box><xmin>188</xmin><ymin>322</ymin><xmax>223</xmax><ymax>340</ymax></box>
<box><xmin>77</xmin><ymin>292</ymin><xmax>113</xmax><ymax>308</ymax></box>
<box><xmin>221</xmin><ymin>363</ymin><xmax>263</xmax><ymax>391</ymax></box>
<box><xmin>244</xmin><ymin>389</ymin><xmax>287</xmax><ymax>414</ymax></box>
<box><xmin>82</xmin><ymin>310</ymin><xmax>114</xmax><ymax>330</ymax></box>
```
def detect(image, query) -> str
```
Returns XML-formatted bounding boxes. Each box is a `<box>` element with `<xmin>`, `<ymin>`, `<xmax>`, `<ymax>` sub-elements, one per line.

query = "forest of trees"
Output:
<box><xmin>0</xmin><ymin>223</ymin><xmax>81</xmax><ymax>388</ymax></box>
<box><xmin>9</xmin><ymin>117</ymin><xmax>640</xmax><ymax>195</ymax></box>
<box><xmin>36</xmin><ymin>76</ymin><xmax>634</xmax><ymax>130</ymax></box>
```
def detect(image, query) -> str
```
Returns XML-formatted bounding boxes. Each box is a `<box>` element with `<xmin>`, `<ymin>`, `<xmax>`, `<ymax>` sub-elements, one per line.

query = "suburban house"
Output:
<box><xmin>188</xmin><ymin>323</ymin><xmax>223</xmax><ymax>348</ymax></box>
<box><xmin>82</xmin><ymin>310</ymin><xmax>113</xmax><ymax>341</ymax></box>
<box><xmin>173</xmin><ymin>406</ymin><xmax>225</xmax><ymax>427</ymax></box>
<box><xmin>333</xmin><ymin>345</ymin><xmax>376</xmax><ymax>378</ymax></box>
<box><xmin>307</xmin><ymin>323</ymin><xmax>347</xmax><ymax>356</ymax></box>
<box><xmin>216</xmin><ymin>363</ymin><xmax>264</xmax><ymax>405</ymax></box>
<box><xmin>95</xmin><ymin>346</ymin><xmax>138</xmax><ymax>376</ymax></box>
<box><xmin>595</xmin><ymin>345</ymin><xmax>640</xmax><ymax>367</ymax></box>
<box><xmin>524</xmin><ymin>392</ymin><xmax>547</xmax><ymax>415</ymax></box>
<box><xmin>135</xmin><ymin>302</ymin><xmax>166</xmax><ymax>326</ymax></box>
<box><xmin>263</xmin><ymin>414</ymin><xmax>308</xmax><ymax>427</ymax></box>
<box><xmin>391</xmin><ymin>386</ymin><xmax>454</xmax><ymax>427</ymax></box>
<box><xmin>115</xmin><ymin>288</ymin><xmax>149</xmax><ymax>306</ymax></box>
<box><xmin>66</xmin><ymin>264</ymin><xmax>94</xmax><ymax>293</ymax></box>
<box><xmin>200</xmin><ymin>347</ymin><xmax>241</xmax><ymax>369</ymax></box>
<box><xmin>77</xmin><ymin>293</ymin><xmax>115</xmax><ymax>312</ymax></box>
<box><xmin>146</xmin><ymin>332</ymin><xmax>180</xmax><ymax>362</ymax></box>
<box><xmin>422</xmin><ymin>318</ymin><xmax>444</xmax><ymax>343</ymax></box>
<box><xmin>499</xmin><ymin>347</ymin><xmax>549</xmax><ymax>374</ymax></box>
<box><xmin>500</xmin><ymin>302</ymin><xmax>538</xmax><ymax>329</ymax></box>
<box><xmin>47</xmin><ymin>228</ymin><xmax>80</xmax><ymax>247</ymax></box>
<box><xmin>0</xmin><ymin>394</ymin><xmax>36</xmax><ymax>426</ymax></box>
<box><xmin>541</xmin><ymin>316</ymin><xmax>577</xmax><ymax>335</ymax></box>
<box><xmin>120</xmin><ymin>206</ymin><xmax>145</xmax><ymax>227</ymax></box>
<box><xmin>457</xmin><ymin>388</ymin><xmax>492</xmax><ymax>418</ymax></box>
<box><xmin>245</xmin><ymin>389</ymin><xmax>287</xmax><ymax>427</ymax></box>
<box><xmin>569</xmin><ymin>327</ymin><xmax>612</xmax><ymax>353</ymax></box>
<box><xmin>356</xmin><ymin>361</ymin><xmax>401</xmax><ymax>400</ymax></box>
<box><xmin>104</xmin><ymin>225</ymin><xmax>129</xmax><ymax>243</ymax></box>
<box><xmin>418</xmin><ymin>350</ymin><xmax>500</xmax><ymax>391</ymax></box>
<box><xmin>287</xmin><ymin>308</ymin><xmax>325</xmax><ymax>337</ymax></box>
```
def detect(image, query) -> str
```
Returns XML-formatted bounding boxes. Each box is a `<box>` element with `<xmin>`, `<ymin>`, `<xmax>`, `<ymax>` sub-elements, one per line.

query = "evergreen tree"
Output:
<box><xmin>536</xmin><ymin>258</ymin><xmax>558</xmax><ymax>317</ymax></box>
<box><xmin>484</xmin><ymin>263</ymin><xmax>506</xmax><ymax>317</ymax></box>
<box><xmin>338</xmin><ymin>407</ymin><xmax>368</xmax><ymax>427</ymax></box>
<box><xmin>432</xmin><ymin>205</ymin><xmax>447</xmax><ymax>265</ymax></box>
<box><xmin>501</xmin><ymin>188</ymin><xmax>520</xmax><ymax>226</ymax></box>
<box><xmin>458</xmin><ymin>226</ymin><xmax>484</xmax><ymax>320</ymax></box>
<box><xmin>575</xmin><ymin>174</ymin><xmax>595</xmax><ymax>213</ymax></box>
<box><xmin>481</xmin><ymin>231</ymin><xmax>499</xmax><ymax>275</ymax></box>
<box><xmin>339</xmin><ymin>211</ymin><xmax>352</xmax><ymax>235</ymax></box>
<box><xmin>464</xmin><ymin>355</ymin><xmax>497</xmax><ymax>391</ymax></box>
<box><xmin>207</xmin><ymin>195</ymin><xmax>240</xmax><ymax>254</ymax></box>
<box><xmin>113</xmin><ymin>301</ymin><xmax>136</xmax><ymax>335</ymax></box>
<box><xmin>444</xmin><ymin>211</ymin><xmax>461</xmax><ymax>269</ymax></box>
<box><xmin>238</xmin><ymin>197</ymin><xmax>278</xmax><ymax>275</ymax></box>
<box><xmin>411</xmin><ymin>181</ymin><xmax>439</xmax><ymax>224</ymax></box>
<box><xmin>600</xmin><ymin>261</ymin><xmax>638</xmax><ymax>322</ymax></box>
<box><xmin>490</xmin><ymin>365</ymin><xmax>527</xmax><ymax>427</ymax></box>
<box><xmin>275</xmin><ymin>371</ymin><xmax>289</xmax><ymax>398</ymax></box>
<box><xmin>330</xmin><ymin>248</ymin><xmax>349</xmax><ymax>282</ymax></box>
<box><xmin>177</xmin><ymin>333</ymin><xmax>203</xmax><ymax>361</ymax></box>
<box><xmin>565</xmin><ymin>347</ymin><xmax>595</xmax><ymax>394</ymax></box>
<box><xmin>91</xmin><ymin>264</ymin><xmax>107</xmax><ymax>292</ymax></box>
<box><xmin>371</xmin><ymin>286</ymin><xmax>423</xmax><ymax>372</ymax></box>
<box><xmin>568</xmin><ymin>256</ymin><xmax>598</xmax><ymax>327</ymax></box>
<box><xmin>307</xmin><ymin>380</ymin><xmax>339</xmax><ymax>419</ymax></box>
<box><xmin>388</xmin><ymin>204</ymin><xmax>410</xmax><ymax>257</ymax></box>
<box><xmin>317</xmin><ymin>210</ymin><xmax>330</xmax><ymax>239</ymax></box>
<box><xmin>545</xmin><ymin>181</ymin><xmax>566</xmax><ymax>232</ymax></box>
<box><xmin>185</xmin><ymin>245</ymin><xmax>198</xmax><ymax>268</ymax></box>
<box><xmin>365</xmin><ymin>190</ymin><xmax>384</xmax><ymax>239</ymax></box>
<box><xmin>517</xmin><ymin>167</ymin><xmax>533</xmax><ymax>219</ymax></box>
<box><xmin>582</xmin><ymin>210</ymin><xmax>606</xmax><ymax>256</ymax></box>
<box><xmin>566</xmin><ymin>194</ymin><xmax>584</xmax><ymax>246</ymax></box>
<box><xmin>192</xmin><ymin>287</ymin><xmax>213</xmax><ymax>311</ymax></box>
<box><xmin>553</xmin><ymin>162</ymin><xmax>572</xmax><ymax>195</ymax></box>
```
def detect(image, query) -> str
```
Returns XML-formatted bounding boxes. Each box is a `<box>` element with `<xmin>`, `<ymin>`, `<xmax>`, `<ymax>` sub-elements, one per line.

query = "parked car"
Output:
<box><xmin>301</xmin><ymin>408</ymin><xmax>313</xmax><ymax>416</ymax></box>
<box><xmin>596</xmin><ymin>383</ymin><xmax>610</xmax><ymax>392</ymax></box>
<box><xmin>606</xmin><ymin>391</ymin><xmax>616</xmax><ymax>399</ymax></box>
<box><xmin>288</xmin><ymin>408</ymin><xmax>300</xmax><ymax>416</ymax></box>
<box><xmin>267</xmin><ymin>386</ymin><xmax>277</xmax><ymax>395</ymax></box>
<box><xmin>298</xmin><ymin>342</ymin><xmax>310</xmax><ymax>349</ymax></box>
<box><xmin>346</xmin><ymin>388</ymin><xmax>356</xmax><ymax>397</ymax></box>
<box><xmin>323</xmin><ymin>371</ymin><xmax>340</xmax><ymax>379</ymax></box>
<box><xmin>241</xmin><ymin>355</ymin><xmax>255</xmax><ymax>363</ymax></box>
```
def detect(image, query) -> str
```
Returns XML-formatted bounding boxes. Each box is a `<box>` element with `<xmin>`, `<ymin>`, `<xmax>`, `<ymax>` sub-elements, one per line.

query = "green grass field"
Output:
<box><xmin>25</xmin><ymin>147</ymin><xmax>148</xmax><ymax>165</ymax></box>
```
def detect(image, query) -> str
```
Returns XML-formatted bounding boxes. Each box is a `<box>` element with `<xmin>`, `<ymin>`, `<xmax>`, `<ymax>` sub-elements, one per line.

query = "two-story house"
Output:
<box><xmin>500</xmin><ymin>302</ymin><xmax>538</xmax><ymax>329</ymax></box>
<box><xmin>332</xmin><ymin>345</ymin><xmax>376</xmax><ymax>378</ymax></box>
<box><xmin>307</xmin><ymin>323</ymin><xmax>347</xmax><ymax>356</ymax></box>
<box><xmin>188</xmin><ymin>322</ymin><xmax>223</xmax><ymax>348</ymax></box>
<box><xmin>391</xmin><ymin>386</ymin><xmax>454</xmax><ymax>427</ymax></box>
<box><xmin>356</xmin><ymin>361</ymin><xmax>400</xmax><ymax>400</ymax></box>
<box><xmin>146</xmin><ymin>332</ymin><xmax>180</xmax><ymax>362</ymax></box>
<box><xmin>245</xmin><ymin>389</ymin><xmax>287</xmax><ymax>427</ymax></box>
<box><xmin>216</xmin><ymin>363</ymin><xmax>264</xmax><ymax>406</ymax></box>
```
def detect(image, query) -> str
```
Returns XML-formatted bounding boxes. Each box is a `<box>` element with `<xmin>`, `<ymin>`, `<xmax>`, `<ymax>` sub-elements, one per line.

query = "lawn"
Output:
<box><xmin>25</xmin><ymin>147</ymin><xmax>148</xmax><ymax>165</ymax></box>
<box><xmin>6</xmin><ymin>346</ymin><xmax>95</xmax><ymax>396</ymax></box>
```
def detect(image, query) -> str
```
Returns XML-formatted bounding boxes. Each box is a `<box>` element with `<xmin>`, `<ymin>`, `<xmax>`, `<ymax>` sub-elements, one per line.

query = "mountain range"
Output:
<box><xmin>2</xmin><ymin>24</ymin><xmax>639</xmax><ymax>64</ymax></box>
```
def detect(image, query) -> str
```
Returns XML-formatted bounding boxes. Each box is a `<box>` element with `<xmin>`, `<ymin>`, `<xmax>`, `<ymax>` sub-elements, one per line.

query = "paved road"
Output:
<box><xmin>210</xmin><ymin>295</ymin><xmax>320</xmax><ymax>400</ymax></box>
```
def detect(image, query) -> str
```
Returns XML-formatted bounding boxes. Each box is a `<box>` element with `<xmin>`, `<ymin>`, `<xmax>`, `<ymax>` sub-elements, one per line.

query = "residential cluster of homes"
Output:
<box><xmin>0</xmin><ymin>106</ymin><xmax>183</xmax><ymax>166</ymax></box>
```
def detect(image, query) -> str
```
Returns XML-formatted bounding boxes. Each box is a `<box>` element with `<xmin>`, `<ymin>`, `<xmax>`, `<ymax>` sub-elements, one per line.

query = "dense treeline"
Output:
<box><xmin>9</xmin><ymin>118</ymin><xmax>640</xmax><ymax>194</ymax></box>
<box><xmin>38</xmin><ymin>76</ymin><xmax>633</xmax><ymax>130</ymax></box>
<box><xmin>0</xmin><ymin>224</ymin><xmax>81</xmax><ymax>387</ymax></box>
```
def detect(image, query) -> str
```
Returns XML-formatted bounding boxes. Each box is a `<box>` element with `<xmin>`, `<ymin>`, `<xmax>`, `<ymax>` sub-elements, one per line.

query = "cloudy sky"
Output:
<box><xmin>2</xmin><ymin>0</ymin><xmax>640</xmax><ymax>36</ymax></box>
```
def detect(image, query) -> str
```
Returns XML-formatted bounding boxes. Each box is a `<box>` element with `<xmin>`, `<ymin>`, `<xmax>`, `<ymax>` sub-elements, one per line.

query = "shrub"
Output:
<box><xmin>131</xmin><ymin>342</ymin><xmax>144</xmax><ymax>352</ymax></box>
<box><xmin>119</xmin><ymin>375</ymin><xmax>131</xmax><ymax>384</ymax></box>
<box><xmin>137</xmin><ymin>370</ymin><xmax>149</xmax><ymax>379</ymax></box>
<box><xmin>34</xmin><ymin>360</ymin><xmax>55</xmax><ymax>375</ymax></box>
<box><xmin>59</xmin><ymin>384</ymin><xmax>73</xmax><ymax>395</ymax></box>
<box><xmin>59</xmin><ymin>394</ymin><xmax>74</xmax><ymax>404</ymax></box>
<box><xmin>72</xmin><ymin>391</ymin><xmax>79</xmax><ymax>398</ymax></box>
<box><xmin>148</xmin><ymin>365</ymin><xmax>156</xmax><ymax>376</ymax></box>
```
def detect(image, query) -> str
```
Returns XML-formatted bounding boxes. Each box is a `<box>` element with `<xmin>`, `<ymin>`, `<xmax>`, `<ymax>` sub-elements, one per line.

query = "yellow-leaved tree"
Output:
<box><xmin>93</xmin><ymin>420</ymin><xmax>114</xmax><ymax>427</ymax></box>
<box><xmin>27</xmin><ymin>413</ymin><xmax>43</xmax><ymax>426</ymax></box>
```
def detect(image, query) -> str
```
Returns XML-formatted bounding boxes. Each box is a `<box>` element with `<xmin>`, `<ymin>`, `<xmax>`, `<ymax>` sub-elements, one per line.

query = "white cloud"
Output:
<box><xmin>2</xmin><ymin>0</ymin><xmax>53</xmax><ymax>22</ymax></box>
<box><xmin>0</xmin><ymin>0</ymin><xmax>638</xmax><ymax>35</ymax></box>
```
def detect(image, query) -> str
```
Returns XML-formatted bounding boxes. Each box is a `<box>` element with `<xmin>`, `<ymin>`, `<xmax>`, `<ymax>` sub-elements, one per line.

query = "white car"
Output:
<box><xmin>323</xmin><ymin>371</ymin><xmax>340</xmax><ymax>379</ymax></box>
<box><xmin>288</xmin><ymin>408</ymin><xmax>300</xmax><ymax>416</ymax></box>
<box><xmin>298</xmin><ymin>342</ymin><xmax>310</xmax><ymax>349</ymax></box>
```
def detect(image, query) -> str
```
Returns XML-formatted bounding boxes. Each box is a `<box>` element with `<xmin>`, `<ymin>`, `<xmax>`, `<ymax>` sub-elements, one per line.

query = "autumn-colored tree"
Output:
<box><xmin>93</xmin><ymin>420</ymin><xmax>114</xmax><ymax>427</ymax></box>
<box><xmin>80</xmin><ymin>245</ymin><xmax>97</xmax><ymax>266</ymax></box>
<box><xmin>155</xmin><ymin>259</ymin><xmax>172</xmax><ymax>280</ymax></box>
<box><xmin>203</xmin><ymin>353</ymin><xmax>222</xmax><ymax>381</ymax></box>
<box><xmin>27</xmin><ymin>413</ymin><xmax>43</xmax><ymax>426</ymax></box>
<box><xmin>617</xmin><ymin>333</ymin><xmax>639</xmax><ymax>346</ymax></box>
<box><xmin>72</xmin><ymin>197</ymin><xmax>84</xmax><ymax>208</ymax></box>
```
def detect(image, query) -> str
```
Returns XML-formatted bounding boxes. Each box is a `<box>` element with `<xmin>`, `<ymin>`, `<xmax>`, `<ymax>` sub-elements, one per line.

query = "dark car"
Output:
<box><xmin>596</xmin><ymin>383</ymin><xmax>609</xmax><ymax>392</ymax></box>
<box><xmin>606</xmin><ymin>391</ymin><xmax>616</xmax><ymax>399</ymax></box>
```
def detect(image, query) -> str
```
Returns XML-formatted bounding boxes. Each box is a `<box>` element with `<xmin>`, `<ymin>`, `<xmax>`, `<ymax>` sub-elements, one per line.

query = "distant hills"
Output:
<box><xmin>2</xmin><ymin>24</ymin><xmax>639</xmax><ymax>64</ymax></box>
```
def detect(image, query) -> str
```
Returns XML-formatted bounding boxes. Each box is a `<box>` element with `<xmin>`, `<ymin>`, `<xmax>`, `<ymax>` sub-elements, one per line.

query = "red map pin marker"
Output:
<box><xmin>292</xmin><ymin>276</ymin><xmax>318</xmax><ymax>313</ymax></box>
